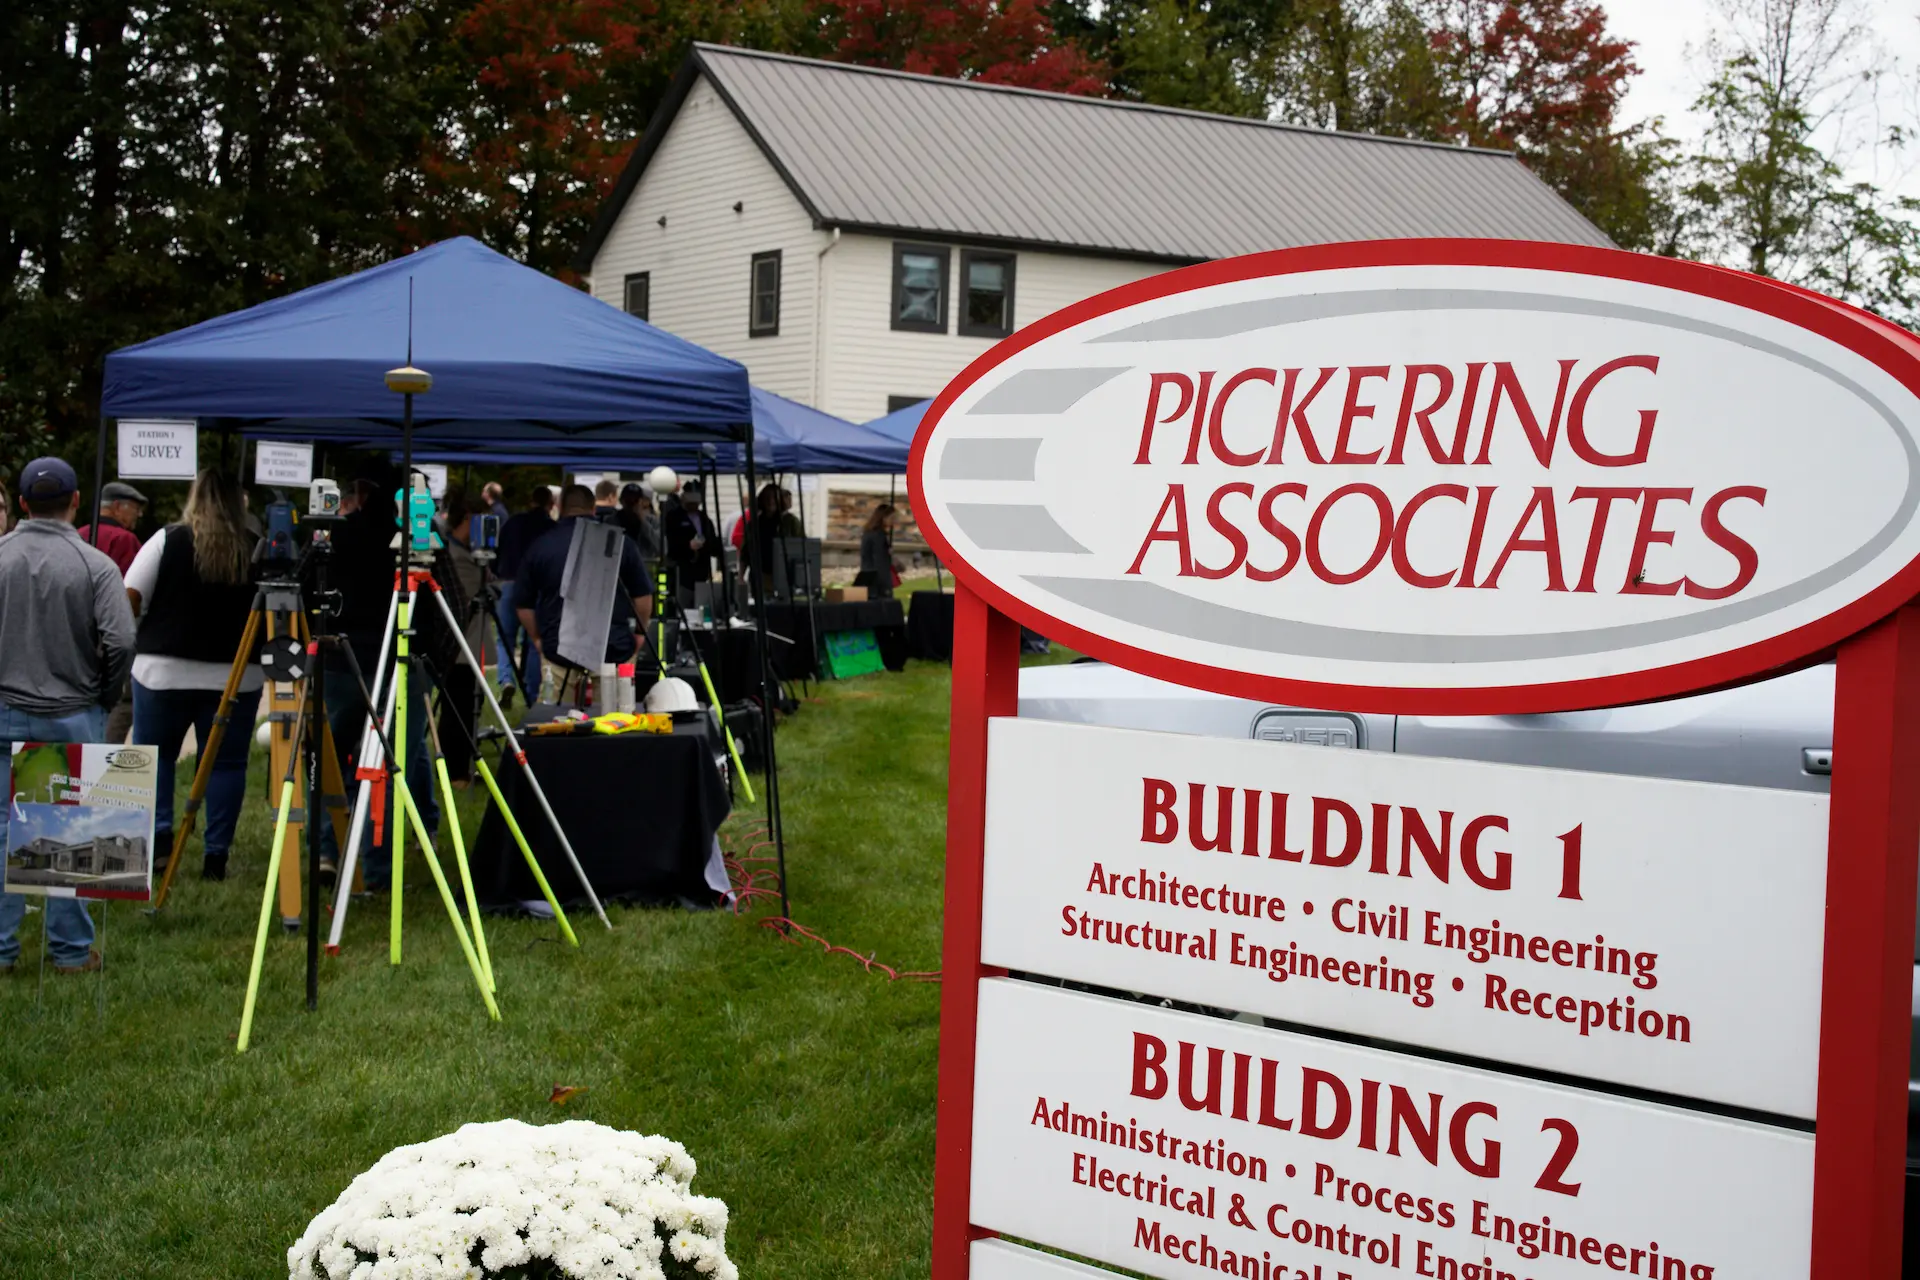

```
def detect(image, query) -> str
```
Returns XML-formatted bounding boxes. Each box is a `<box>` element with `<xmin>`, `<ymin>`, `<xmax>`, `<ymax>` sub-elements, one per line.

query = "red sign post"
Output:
<box><xmin>920</xmin><ymin>242</ymin><xmax>1920</xmax><ymax>1280</ymax></box>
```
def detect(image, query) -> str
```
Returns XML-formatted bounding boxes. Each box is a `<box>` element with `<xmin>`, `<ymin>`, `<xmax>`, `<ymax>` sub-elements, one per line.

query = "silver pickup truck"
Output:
<box><xmin>1016</xmin><ymin>659</ymin><xmax>1920</xmax><ymax>1249</ymax></box>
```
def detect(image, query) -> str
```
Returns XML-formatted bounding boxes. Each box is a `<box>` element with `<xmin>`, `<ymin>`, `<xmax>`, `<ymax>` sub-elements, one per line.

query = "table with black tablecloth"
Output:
<box><xmin>760</xmin><ymin>599</ymin><xmax>907</xmax><ymax>680</ymax></box>
<box><xmin>682</xmin><ymin>624</ymin><xmax>763</xmax><ymax>706</ymax></box>
<box><xmin>472</xmin><ymin>721</ymin><xmax>730</xmax><ymax>910</ymax></box>
<box><xmin>906</xmin><ymin>590</ymin><xmax>955</xmax><ymax>661</ymax></box>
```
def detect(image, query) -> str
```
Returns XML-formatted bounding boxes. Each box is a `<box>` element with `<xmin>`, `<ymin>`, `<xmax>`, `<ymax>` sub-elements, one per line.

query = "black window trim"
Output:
<box><xmin>891</xmin><ymin>241</ymin><xmax>951</xmax><ymax>334</ymax></box>
<box><xmin>749</xmin><ymin>249</ymin><xmax>781</xmax><ymax>338</ymax></box>
<box><xmin>622</xmin><ymin>271</ymin><xmax>650</xmax><ymax>321</ymax></box>
<box><xmin>957</xmin><ymin>249</ymin><xmax>1017</xmax><ymax>339</ymax></box>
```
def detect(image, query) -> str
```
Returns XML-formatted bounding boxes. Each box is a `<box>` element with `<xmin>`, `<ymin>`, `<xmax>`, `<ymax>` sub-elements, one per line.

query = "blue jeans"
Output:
<box><xmin>317</xmin><ymin>651</ymin><xmax>439</xmax><ymax>889</ymax></box>
<box><xmin>131</xmin><ymin>681</ymin><xmax>263</xmax><ymax>862</ymax></box>
<box><xmin>495</xmin><ymin>580</ymin><xmax>539</xmax><ymax>695</ymax></box>
<box><xmin>0</xmin><ymin>701</ymin><xmax>104</xmax><ymax>967</ymax></box>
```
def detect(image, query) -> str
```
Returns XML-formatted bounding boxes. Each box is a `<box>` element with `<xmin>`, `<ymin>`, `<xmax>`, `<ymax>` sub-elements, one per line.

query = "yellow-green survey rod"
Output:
<box><xmin>392</xmin><ymin>596</ymin><xmax>410</xmax><ymax>965</ymax></box>
<box><xmin>435</xmin><ymin>755</ymin><xmax>493</xmax><ymax>992</ymax></box>
<box><xmin>238</xmin><ymin>777</ymin><xmax>298</xmax><ymax>1053</ymax></box>
<box><xmin>695</xmin><ymin>659</ymin><xmax>754</xmax><ymax>803</ymax></box>
<box><xmin>395</xmin><ymin>774</ymin><xmax>500</xmax><ymax>1021</ymax></box>
<box><xmin>475</xmin><ymin>757</ymin><xmax>578</xmax><ymax>948</ymax></box>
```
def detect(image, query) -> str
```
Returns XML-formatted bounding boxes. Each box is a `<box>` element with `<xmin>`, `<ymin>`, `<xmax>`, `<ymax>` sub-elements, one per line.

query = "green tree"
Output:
<box><xmin>1266</xmin><ymin>0</ymin><xmax>1454</xmax><ymax>137</ymax></box>
<box><xmin>1676</xmin><ymin>0</ymin><xmax>1918</xmax><ymax>322</ymax></box>
<box><xmin>1429</xmin><ymin>0</ymin><xmax>1670</xmax><ymax>249</ymax></box>
<box><xmin>0</xmin><ymin>0</ymin><xmax>441</xmax><ymax>472</ymax></box>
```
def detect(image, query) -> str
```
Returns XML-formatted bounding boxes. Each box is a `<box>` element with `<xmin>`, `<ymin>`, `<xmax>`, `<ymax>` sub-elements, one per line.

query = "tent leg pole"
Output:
<box><xmin>744</xmin><ymin>434</ymin><xmax>790</xmax><ymax>923</ymax></box>
<box><xmin>89</xmin><ymin>415</ymin><xmax>109</xmax><ymax>547</ymax></box>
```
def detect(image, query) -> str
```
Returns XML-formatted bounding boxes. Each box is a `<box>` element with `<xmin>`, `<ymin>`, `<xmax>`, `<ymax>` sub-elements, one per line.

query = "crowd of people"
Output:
<box><xmin>0</xmin><ymin>457</ymin><xmax>904</xmax><ymax>968</ymax></box>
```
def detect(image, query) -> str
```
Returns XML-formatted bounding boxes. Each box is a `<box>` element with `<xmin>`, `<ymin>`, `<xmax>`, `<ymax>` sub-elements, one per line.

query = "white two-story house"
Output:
<box><xmin>576</xmin><ymin>44</ymin><xmax>1610</xmax><ymax>540</ymax></box>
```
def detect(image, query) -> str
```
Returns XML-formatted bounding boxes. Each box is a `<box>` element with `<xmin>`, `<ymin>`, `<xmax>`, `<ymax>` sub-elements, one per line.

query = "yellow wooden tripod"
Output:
<box><xmin>150</xmin><ymin>581</ymin><xmax>350</xmax><ymax>916</ymax></box>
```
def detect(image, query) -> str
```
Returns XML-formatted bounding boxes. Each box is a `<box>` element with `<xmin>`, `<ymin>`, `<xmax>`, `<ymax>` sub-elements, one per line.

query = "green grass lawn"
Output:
<box><xmin>0</xmin><ymin>625</ymin><xmax>1068</xmax><ymax>1279</ymax></box>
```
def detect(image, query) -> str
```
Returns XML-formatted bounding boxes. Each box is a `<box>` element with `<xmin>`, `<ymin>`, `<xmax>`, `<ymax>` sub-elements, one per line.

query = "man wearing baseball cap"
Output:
<box><xmin>0</xmin><ymin>457</ymin><xmax>137</xmax><ymax>974</ymax></box>
<box><xmin>77</xmin><ymin>480</ymin><xmax>148</xmax><ymax>577</ymax></box>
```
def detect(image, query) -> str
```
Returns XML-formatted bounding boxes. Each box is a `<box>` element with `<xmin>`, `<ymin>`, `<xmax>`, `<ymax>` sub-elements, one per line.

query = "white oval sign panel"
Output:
<box><xmin>910</xmin><ymin>241</ymin><xmax>1920</xmax><ymax>712</ymax></box>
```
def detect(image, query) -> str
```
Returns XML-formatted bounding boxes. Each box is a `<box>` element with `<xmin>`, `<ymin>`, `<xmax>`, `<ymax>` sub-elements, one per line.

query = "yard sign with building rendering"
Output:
<box><xmin>913</xmin><ymin>240</ymin><xmax>1920</xmax><ymax>1280</ymax></box>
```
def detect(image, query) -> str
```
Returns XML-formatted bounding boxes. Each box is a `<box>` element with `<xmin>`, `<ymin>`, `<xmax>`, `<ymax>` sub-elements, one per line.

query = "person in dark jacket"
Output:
<box><xmin>662</xmin><ymin>480</ymin><xmax>720</xmax><ymax>601</ymax></box>
<box><xmin>853</xmin><ymin>502</ymin><xmax>898</xmax><ymax>599</ymax></box>
<box><xmin>614</xmin><ymin>482</ymin><xmax>661</xmax><ymax>561</ymax></box>
<box><xmin>125</xmin><ymin>469</ymin><xmax>260</xmax><ymax>881</ymax></box>
<box><xmin>515</xmin><ymin>485</ymin><xmax>654</xmax><ymax>702</ymax></box>
<box><xmin>493</xmin><ymin>486</ymin><xmax>554</xmax><ymax>700</ymax></box>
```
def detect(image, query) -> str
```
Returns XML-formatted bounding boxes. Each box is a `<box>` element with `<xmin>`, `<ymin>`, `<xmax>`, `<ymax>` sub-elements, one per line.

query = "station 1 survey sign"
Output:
<box><xmin>915</xmin><ymin>241</ymin><xmax>1920</xmax><ymax>1280</ymax></box>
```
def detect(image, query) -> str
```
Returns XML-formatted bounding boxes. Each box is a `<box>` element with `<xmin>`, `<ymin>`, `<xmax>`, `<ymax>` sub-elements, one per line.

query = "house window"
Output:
<box><xmin>622</xmin><ymin>272</ymin><xmax>650</xmax><ymax>321</ymax></box>
<box><xmin>749</xmin><ymin>251</ymin><xmax>781</xmax><ymax>336</ymax></box>
<box><xmin>888</xmin><ymin>395</ymin><xmax>929</xmax><ymax>414</ymax></box>
<box><xmin>959</xmin><ymin>251</ymin><xmax>1016</xmax><ymax>338</ymax></box>
<box><xmin>892</xmin><ymin>243</ymin><xmax>950</xmax><ymax>333</ymax></box>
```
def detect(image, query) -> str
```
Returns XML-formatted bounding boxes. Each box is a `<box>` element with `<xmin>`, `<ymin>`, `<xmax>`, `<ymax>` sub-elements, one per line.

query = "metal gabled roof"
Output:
<box><xmin>578</xmin><ymin>44</ymin><xmax>1611</xmax><ymax>271</ymax></box>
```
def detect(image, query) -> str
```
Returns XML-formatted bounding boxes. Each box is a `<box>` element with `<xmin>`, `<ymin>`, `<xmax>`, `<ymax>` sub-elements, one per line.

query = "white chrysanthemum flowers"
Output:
<box><xmin>288</xmin><ymin>1119</ymin><xmax>739</xmax><ymax>1280</ymax></box>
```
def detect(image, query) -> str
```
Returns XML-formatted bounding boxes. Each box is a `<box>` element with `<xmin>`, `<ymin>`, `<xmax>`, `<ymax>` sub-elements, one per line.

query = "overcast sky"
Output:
<box><xmin>1602</xmin><ymin>0</ymin><xmax>1920</xmax><ymax>197</ymax></box>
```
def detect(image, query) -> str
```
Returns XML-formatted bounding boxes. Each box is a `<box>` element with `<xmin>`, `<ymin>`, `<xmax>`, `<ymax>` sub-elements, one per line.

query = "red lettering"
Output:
<box><xmin>1568</xmin><ymin>487</ymin><xmax>1638</xmax><ymax>593</ymax></box>
<box><xmin>1391</xmin><ymin>485</ymin><xmax>1468</xmax><ymax>588</ymax></box>
<box><xmin>1194</xmin><ymin>483</ymin><xmax>1254</xmax><ymax>580</ymax></box>
<box><xmin>1128</xmin><ymin>485</ymin><xmax>1193</xmax><ymax>576</ymax></box>
<box><xmin>1386</xmin><ymin>365</ymin><xmax>1462</xmax><ymax>464</ymax></box>
<box><xmin>1207</xmin><ymin>369</ymin><xmax>1276</xmax><ymax>466</ymax></box>
<box><xmin>1305</xmin><ymin>484</ymin><xmax>1393</xmax><ymax>585</ymax></box>
<box><xmin>1247</xmin><ymin>484</ymin><xmax>1307</xmax><ymax>582</ymax></box>
<box><xmin>1331</xmin><ymin>366</ymin><xmax>1391</xmax><ymax>464</ymax></box>
<box><xmin>1135</xmin><ymin>373</ymin><xmax>1194</xmax><ymax>464</ymax></box>
<box><xmin>1567</xmin><ymin>356</ymin><xmax>1660</xmax><ymax>466</ymax></box>
<box><xmin>1265</xmin><ymin>367</ymin><xmax>1335</xmax><ymax>464</ymax></box>
<box><xmin>1480</xmin><ymin>486</ymin><xmax>1568</xmax><ymax>592</ymax></box>
<box><xmin>1472</xmin><ymin>360</ymin><xmax>1578</xmax><ymax>466</ymax></box>
<box><xmin>1142</xmin><ymin>779</ymin><xmax>1177</xmax><ymax>843</ymax></box>
<box><xmin>1622</xmin><ymin>488</ymin><xmax>1692</xmax><ymax>595</ymax></box>
<box><xmin>1133</xmin><ymin>1032</ymin><xmax>1169</xmax><ymax>1099</ymax></box>
<box><xmin>1686</xmin><ymin>486</ymin><xmax>1766</xmax><ymax>600</ymax></box>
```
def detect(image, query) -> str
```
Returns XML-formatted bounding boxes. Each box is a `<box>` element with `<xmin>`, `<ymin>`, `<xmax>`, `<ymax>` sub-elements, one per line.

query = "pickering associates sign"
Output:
<box><xmin>914</xmin><ymin>242</ymin><xmax>1920</xmax><ymax>1280</ymax></box>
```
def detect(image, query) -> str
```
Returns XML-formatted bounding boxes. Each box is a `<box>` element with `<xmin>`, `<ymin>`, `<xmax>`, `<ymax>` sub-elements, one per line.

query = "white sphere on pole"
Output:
<box><xmin>647</xmin><ymin>466</ymin><xmax>679</xmax><ymax>496</ymax></box>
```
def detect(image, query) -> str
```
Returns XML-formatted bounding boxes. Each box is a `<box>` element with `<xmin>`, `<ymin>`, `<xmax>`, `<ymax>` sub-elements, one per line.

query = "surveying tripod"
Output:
<box><xmin>150</xmin><ymin>573</ymin><xmax>351</xmax><ymax>918</ymax></box>
<box><xmin>323</xmin><ymin>545</ymin><xmax>610</xmax><ymax>955</ymax></box>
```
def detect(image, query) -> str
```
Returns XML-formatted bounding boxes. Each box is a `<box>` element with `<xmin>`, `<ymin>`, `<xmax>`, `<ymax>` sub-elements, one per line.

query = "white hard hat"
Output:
<box><xmin>647</xmin><ymin>466</ymin><xmax>679</xmax><ymax>496</ymax></box>
<box><xmin>643</xmin><ymin>676</ymin><xmax>698</xmax><ymax>714</ymax></box>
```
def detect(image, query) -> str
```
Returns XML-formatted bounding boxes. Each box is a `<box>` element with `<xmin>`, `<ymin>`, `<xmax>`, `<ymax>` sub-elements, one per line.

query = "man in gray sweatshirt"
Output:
<box><xmin>0</xmin><ymin>457</ymin><xmax>137</xmax><ymax>973</ymax></box>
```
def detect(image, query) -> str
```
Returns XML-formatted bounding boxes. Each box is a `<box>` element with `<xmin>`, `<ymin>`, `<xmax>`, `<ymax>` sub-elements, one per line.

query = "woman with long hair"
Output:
<box><xmin>0</xmin><ymin>477</ymin><xmax>11</xmax><ymax>536</ymax></box>
<box><xmin>853</xmin><ymin>502</ymin><xmax>897</xmax><ymax>598</ymax></box>
<box><xmin>125</xmin><ymin>468</ymin><xmax>261</xmax><ymax>881</ymax></box>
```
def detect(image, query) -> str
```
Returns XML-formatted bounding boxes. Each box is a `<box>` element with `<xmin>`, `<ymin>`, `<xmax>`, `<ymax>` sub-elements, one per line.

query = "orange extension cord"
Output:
<box><xmin>722</xmin><ymin>820</ymin><xmax>941</xmax><ymax>984</ymax></box>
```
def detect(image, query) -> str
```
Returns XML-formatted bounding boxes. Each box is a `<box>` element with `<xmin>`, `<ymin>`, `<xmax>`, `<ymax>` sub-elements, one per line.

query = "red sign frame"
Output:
<box><xmin>923</xmin><ymin>243</ymin><xmax>1920</xmax><ymax>1280</ymax></box>
<box><xmin>909</xmin><ymin>239</ymin><xmax>1920</xmax><ymax>716</ymax></box>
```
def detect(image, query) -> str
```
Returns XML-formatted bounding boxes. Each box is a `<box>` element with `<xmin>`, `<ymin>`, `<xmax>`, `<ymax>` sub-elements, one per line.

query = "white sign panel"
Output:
<box><xmin>415</xmin><ymin>463</ymin><xmax>449</xmax><ymax>500</ymax></box>
<box><xmin>972</xmin><ymin>1239</ymin><xmax>1124</xmax><ymax>1279</ymax></box>
<box><xmin>254</xmin><ymin>441</ymin><xmax>314</xmax><ymax>488</ymax></box>
<box><xmin>982</xmin><ymin>718</ymin><xmax>1828</xmax><ymax>1119</ymax></box>
<box><xmin>117</xmin><ymin>419</ymin><xmax>197</xmax><ymax>480</ymax></box>
<box><xmin>972</xmin><ymin>978</ymin><xmax>1813</xmax><ymax>1280</ymax></box>
<box><xmin>910</xmin><ymin>247</ymin><xmax>1920</xmax><ymax>712</ymax></box>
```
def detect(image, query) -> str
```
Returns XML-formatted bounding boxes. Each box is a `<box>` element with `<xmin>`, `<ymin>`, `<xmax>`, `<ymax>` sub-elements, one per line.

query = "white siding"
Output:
<box><xmin>586</xmin><ymin>80</ymin><xmax>1175</xmax><ymax>524</ymax></box>
<box><xmin>814</xmin><ymin>233</ymin><xmax>1170</xmax><ymax>424</ymax></box>
<box><xmin>588</xmin><ymin>77</ymin><xmax>827</xmax><ymax>404</ymax></box>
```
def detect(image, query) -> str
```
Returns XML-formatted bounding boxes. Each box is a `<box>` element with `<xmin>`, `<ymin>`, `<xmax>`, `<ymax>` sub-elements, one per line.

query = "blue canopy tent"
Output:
<box><xmin>97</xmin><ymin>235</ymin><xmax>792</xmax><ymax>922</ymax></box>
<box><xmin>862</xmin><ymin>399</ymin><xmax>929</xmax><ymax>449</ymax></box>
<box><xmin>103</xmin><ymin>237</ymin><xmax>751</xmax><ymax>441</ymax></box>
<box><xmin>368</xmin><ymin>387</ymin><xmax>907</xmax><ymax>474</ymax></box>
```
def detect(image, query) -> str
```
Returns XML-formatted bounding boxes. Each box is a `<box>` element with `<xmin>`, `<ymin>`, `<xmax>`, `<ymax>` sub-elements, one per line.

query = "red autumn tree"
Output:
<box><xmin>415</xmin><ymin>0</ymin><xmax>649</xmax><ymax>275</ymax></box>
<box><xmin>1428</xmin><ymin>0</ymin><xmax>1663</xmax><ymax>247</ymax></box>
<box><xmin>815</xmin><ymin>0</ymin><xmax>1109</xmax><ymax>95</ymax></box>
